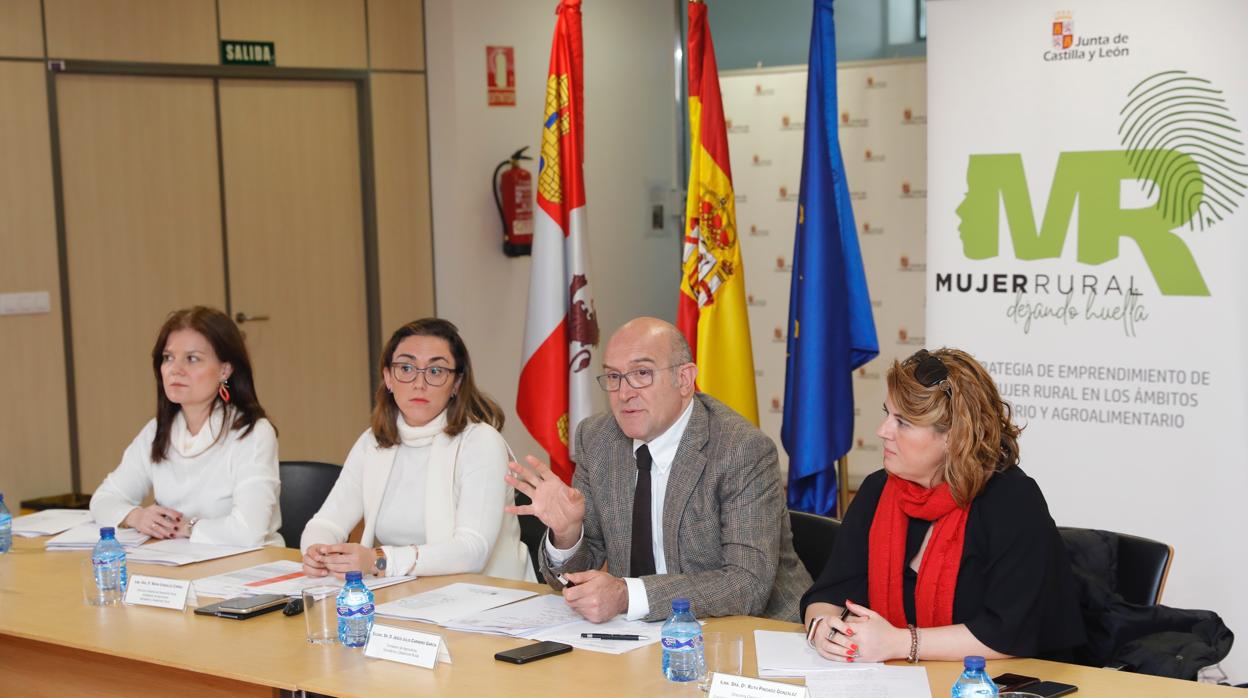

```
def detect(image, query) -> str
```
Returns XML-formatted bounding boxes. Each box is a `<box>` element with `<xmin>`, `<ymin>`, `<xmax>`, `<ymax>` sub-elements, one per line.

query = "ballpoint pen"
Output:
<box><xmin>580</xmin><ymin>633</ymin><xmax>648</xmax><ymax>641</ymax></box>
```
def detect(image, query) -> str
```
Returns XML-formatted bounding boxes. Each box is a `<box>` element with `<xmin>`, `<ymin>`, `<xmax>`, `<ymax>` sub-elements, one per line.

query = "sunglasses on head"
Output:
<box><xmin>904</xmin><ymin>349</ymin><xmax>951</xmax><ymax>396</ymax></box>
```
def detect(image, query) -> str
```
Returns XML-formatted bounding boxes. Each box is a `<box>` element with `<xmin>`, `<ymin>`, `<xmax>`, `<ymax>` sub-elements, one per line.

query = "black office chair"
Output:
<box><xmin>513</xmin><ymin>490</ymin><xmax>546</xmax><ymax>579</ymax></box>
<box><xmin>1058</xmin><ymin>526</ymin><xmax>1173</xmax><ymax>606</ymax></box>
<box><xmin>277</xmin><ymin>461</ymin><xmax>342</xmax><ymax>549</ymax></box>
<box><xmin>788</xmin><ymin>510</ymin><xmax>841</xmax><ymax>579</ymax></box>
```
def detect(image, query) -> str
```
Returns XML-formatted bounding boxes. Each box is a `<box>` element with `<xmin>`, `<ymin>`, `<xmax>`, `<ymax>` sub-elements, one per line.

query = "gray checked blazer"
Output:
<box><xmin>540</xmin><ymin>393</ymin><xmax>812</xmax><ymax>622</ymax></box>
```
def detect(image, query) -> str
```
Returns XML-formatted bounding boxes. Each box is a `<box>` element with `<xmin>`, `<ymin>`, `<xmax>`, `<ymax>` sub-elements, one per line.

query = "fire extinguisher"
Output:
<box><xmin>493</xmin><ymin>146</ymin><xmax>534</xmax><ymax>257</ymax></box>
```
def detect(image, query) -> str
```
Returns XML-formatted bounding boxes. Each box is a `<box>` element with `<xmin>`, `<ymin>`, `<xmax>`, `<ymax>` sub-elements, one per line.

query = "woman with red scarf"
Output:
<box><xmin>801</xmin><ymin>349</ymin><xmax>1085</xmax><ymax>663</ymax></box>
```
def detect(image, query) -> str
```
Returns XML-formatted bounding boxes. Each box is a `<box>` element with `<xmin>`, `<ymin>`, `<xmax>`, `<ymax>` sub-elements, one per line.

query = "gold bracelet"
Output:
<box><xmin>906</xmin><ymin>624</ymin><xmax>919</xmax><ymax>663</ymax></box>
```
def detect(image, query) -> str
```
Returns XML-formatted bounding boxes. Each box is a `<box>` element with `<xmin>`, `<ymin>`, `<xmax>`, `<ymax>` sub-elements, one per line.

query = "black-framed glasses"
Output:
<box><xmin>595</xmin><ymin>365</ymin><xmax>681</xmax><ymax>392</ymax></box>
<box><xmin>904</xmin><ymin>349</ymin><xmax>951</xmax><ymax>396</ymax></box>
<box><xmin>389</xmin><ymin>362</ymin><xmax>461</xmax><ymax>386</ymax></box>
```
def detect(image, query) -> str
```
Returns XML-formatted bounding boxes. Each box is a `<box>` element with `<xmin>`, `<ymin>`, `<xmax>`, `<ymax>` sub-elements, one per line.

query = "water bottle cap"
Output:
<box><xmin>963</xmin><ymin>655</ymin><xmax>986</xmax><ymax>670</ymax></box>
<box><xmin>345</xmin><ymin>571</ymin><xmax>363</xmax><ymax>582</ymax></box>
<box><xmin>671</xmin><ymin>598</ymin><xmax>691</xmax><ymax>612</ymax></box>
<box><xmin>100</xmin><ymin>526</ymin><xmax>116</xmax><ymax>538</ymax></box>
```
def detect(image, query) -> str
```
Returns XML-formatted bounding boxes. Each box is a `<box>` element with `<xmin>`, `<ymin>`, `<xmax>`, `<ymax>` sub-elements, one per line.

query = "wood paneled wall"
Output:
<box><xmin>0</xmin><ymin>0</ymin><xmax>431</xmax><ymax>506</ymax></box>
<box><xmin>0</xmin><ymin>0</ymin><xmax>44</xmax><ymax>58</ymax></box>
<box><xmin>0</xmin><ymin>60</ymin><xmax>71</xmax><ymax>505</ymax></box>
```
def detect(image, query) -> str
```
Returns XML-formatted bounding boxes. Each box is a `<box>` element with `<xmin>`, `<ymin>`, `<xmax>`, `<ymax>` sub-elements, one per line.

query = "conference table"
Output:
<box><xmin>0</xmin><ymin>536</ymin><xmax>1236</xmax><ymax>697</ymax></box>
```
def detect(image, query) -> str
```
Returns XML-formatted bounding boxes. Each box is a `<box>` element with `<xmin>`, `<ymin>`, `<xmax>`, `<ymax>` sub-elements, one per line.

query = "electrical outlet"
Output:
<box><xmin>0</xmin><ymin>291</ymin><xmax>52</xmax><ymax>316</ymax></box>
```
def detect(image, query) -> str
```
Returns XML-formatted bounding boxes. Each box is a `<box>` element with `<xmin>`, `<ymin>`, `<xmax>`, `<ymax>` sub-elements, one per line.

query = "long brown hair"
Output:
<box><xmin>370</xmin><ymin>318</ymin><xmax>504</xmax><ymax>448</ymax></box>
<box><xmin>886</xmin><ymin>348</ymin><xmax>1021</xmax><ymax>506</ymax></box>
<box><xmin>150</xmin><ymin>307</ymin><xmax>271</xmax><ymax>462</ymax></box>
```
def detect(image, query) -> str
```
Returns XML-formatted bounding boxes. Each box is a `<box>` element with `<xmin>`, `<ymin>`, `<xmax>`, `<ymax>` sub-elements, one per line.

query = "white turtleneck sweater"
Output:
<box><xmin>301</xmin><ymin>410</ymin><xmax>532</xmax><ymax>581</ymax></box>
<box><xmin>89</xmin><ymin>406</ymin><xmax>283</xmax><ymax>548</ymax></box>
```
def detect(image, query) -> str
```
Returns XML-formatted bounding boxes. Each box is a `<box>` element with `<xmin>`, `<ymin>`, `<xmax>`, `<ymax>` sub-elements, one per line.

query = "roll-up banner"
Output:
<box><xmin>929</xmin><ymin>0</ymin><xmax>1248</xmax><ymax>676</ymax></box>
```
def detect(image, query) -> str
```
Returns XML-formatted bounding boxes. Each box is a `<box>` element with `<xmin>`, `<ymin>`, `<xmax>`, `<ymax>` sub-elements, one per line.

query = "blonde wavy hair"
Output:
<box><xmin>885</xmin><ymin>348</ymin><xmax>1021</xmax><ymax>506</ymax></box>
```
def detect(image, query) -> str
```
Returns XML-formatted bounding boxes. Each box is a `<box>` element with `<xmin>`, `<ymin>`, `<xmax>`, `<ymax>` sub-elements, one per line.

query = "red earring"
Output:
<box><xmin>218</xmin><ymin>380</ymin><xmax>231</xmax><ymax>403</ymax></box>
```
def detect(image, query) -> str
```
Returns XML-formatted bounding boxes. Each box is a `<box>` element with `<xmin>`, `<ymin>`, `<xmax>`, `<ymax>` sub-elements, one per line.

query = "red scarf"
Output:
<box><xmin>867</xmin><ymin>474</ymin><xmax>970</xmax><ymax>628</ymax></box>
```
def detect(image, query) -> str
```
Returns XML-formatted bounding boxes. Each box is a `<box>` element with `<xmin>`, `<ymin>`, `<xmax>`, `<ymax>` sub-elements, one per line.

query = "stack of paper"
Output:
<box><xmin>806</xmin><ymin>666</ymin><xmax>931</xmax><ymax>698</ymax></box>
<box><xmin>754</xmin><ymin>630</ymin><xmax>882</xmax><ymax>677</ymax></box>
<box><xmin>125</xmin><ymin>539</ymin><xmax>262</xmax><ymax>566</ymax></box>
<box><xmin>193</xmin><ymin>559</ymin><xmax>415</xmax><ymax>599</ymax></box>
<box><xmin>443</xmin><ymin>594</ymin><xmax>583</xmax><ymax>637</ymax></box>
<box><xmin>375</xmin><ymin>583</ymin><xmax>537</xmax><ymax>625</ymax></box>
<box><xmin>46</xmin><ymin>523</ymin><xmax>149</xmax><ymax>550</ymax></box>
<box><xmin>377</xmin><ymin>583</ymin><xmax>658</xmax><ymax>654</ymax></box>
<box><xmin>529</xmin><ymin>616</ymin><xmax>663</xmax><ymax>655</ymax></box>
<box><xmin>11</xmin><ymin>509</ymin><xmax>94</xmax><ymax>537</ymax></box>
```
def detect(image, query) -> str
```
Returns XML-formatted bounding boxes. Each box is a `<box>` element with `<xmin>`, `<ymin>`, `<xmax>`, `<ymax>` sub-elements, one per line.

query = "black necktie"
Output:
<box><xmin>630</xmin><ymin>445</ymin><xmax>656</xmax><ymax>577</ymax></box>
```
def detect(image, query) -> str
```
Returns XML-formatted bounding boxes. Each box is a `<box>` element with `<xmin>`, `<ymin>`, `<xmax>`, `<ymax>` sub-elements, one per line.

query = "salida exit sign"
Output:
<box><xmin>221</xmin><ymin>40</ymin><xmax>276</xmax><ymax>66</ymax></box>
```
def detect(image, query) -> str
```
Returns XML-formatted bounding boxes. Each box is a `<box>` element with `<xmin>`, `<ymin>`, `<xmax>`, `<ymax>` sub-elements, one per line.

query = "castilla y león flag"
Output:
<box><xmin>518</xmin><ymin>0</ymin><xmax>599</xmax><ymax>485</ymax></box>
<box><xmin>678</xmin><ymin>0</ymin><xmax>759</xmax><ymax>425</ymax></box>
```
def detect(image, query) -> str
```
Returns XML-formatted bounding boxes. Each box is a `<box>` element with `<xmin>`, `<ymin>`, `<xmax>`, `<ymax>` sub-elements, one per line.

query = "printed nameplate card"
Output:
<box><xmin>123</xmin><ymin>575</ymin><xmax>191</xmax><ymax>610</ymax></box>
<box><xmin>708</xmin><ymin>673</ymin><xmax>809</xmax><ymax>698</ymax></box>
<box><xmin>364</xmin><ymin>623</ymin><xmax>452</xmax><ymax>669</ymax></box>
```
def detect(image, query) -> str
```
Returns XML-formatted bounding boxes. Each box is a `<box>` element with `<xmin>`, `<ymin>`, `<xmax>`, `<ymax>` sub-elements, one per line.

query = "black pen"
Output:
<box><xmin>828</xmin><ymin>605</ymin><xmax>852</xmax><ymax>639</ymax></box>
<box><xmin>580</xmin><ymin>633</ymin><xmax>648</xmax><ymax>641</ymax></box>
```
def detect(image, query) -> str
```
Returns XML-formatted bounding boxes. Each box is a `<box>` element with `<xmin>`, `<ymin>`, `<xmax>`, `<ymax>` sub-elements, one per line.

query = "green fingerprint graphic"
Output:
<box><xmin>1119</xmin><ymin>70</ymin><xmax>1247</xmax><ymax>230</ymax></box>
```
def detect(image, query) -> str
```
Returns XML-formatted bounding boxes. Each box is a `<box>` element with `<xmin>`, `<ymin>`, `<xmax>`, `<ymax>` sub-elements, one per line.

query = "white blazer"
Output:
<box><xmin>300</xmin><ymin>421</ymin><xmax>534</xmax><ymax>582</ymax></box>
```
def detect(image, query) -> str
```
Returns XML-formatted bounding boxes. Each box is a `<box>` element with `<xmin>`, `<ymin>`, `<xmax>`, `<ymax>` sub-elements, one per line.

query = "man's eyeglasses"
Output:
<box><xmin>904</xmin><ymin>349</ymin><xmax>951</xmax><ymax>396</ymax></box>
<box><xmin>596</xmin><ymin>365</ymin><xmax>681</xmax><ymax>392</ymax></box>
<box><xmin>389</xmin><ymin>362</ymin><xmax>461</xmax><ymax>386</ymax></box>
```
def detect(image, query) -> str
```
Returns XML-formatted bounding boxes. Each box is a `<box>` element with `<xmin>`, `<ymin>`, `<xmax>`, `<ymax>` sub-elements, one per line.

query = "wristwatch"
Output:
<box><xmin>373</xmin><ymin>547</ymin><xmax>388</xmax><ymax>575</ymax></box>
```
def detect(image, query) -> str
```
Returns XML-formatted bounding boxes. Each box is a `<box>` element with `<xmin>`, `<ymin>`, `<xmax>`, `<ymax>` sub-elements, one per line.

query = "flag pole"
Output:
<box><xmin>836</xmin><ymin>456</ymin><xmax>849</xmax><ymax>518</ymax></box>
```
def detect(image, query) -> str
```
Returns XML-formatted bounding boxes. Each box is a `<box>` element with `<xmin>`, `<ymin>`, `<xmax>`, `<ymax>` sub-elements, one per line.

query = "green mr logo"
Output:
<box><xmin>956</xmin><ymin>70</ymin><xmax>1248</xmax><ymax>298</ymax></box>
<box><xmin>956</xmin><ymin>150</ymin><xmax>1208</xmax><ymax>296</ymax></box>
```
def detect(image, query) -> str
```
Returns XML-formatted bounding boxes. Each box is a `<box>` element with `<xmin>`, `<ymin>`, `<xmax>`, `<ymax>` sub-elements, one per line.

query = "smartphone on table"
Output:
<box><xmin>195</xmin><ymin>593</ymin><xmax>289</xmax><ymax>620</ymax></box>
<box><xmin>494</xmin><ymin>641</ymin><xmax>573</xmax><ymax>664</ymax></box>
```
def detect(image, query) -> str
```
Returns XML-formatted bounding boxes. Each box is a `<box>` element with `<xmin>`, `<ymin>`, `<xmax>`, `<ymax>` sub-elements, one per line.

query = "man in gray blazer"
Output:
<box><xmin>507</xmin><ymin>317</ymin><xmax>811</xmax><ymax>623</ymax></box>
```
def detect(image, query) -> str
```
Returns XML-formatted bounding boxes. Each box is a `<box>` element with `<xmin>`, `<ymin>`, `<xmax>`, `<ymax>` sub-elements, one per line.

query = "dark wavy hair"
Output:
<box><xmin>370</xmin><ymin>318</ymin><xmax>504</xmax><ymax>448</ymax></box>
<box><xmin>150</xmin><ymin>307</ymin><xmax>271</xmax><ymax>462</ymax></box>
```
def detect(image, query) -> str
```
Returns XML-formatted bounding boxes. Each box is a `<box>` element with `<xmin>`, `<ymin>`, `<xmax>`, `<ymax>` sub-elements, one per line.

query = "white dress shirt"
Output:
<box><xmin>89</xmin><ymin>407</ymin><xmax>283</xmax><ymax>547</ymax></box>
<box><xmin>546</xmin><ymin>398</ymin><xmax>696</xmax><ymax>619</ymax></box>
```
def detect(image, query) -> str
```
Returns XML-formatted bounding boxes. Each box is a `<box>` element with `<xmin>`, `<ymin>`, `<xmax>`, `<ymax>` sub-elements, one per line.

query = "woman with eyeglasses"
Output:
<box><xmin>89</xmin><ymin>306</ymin><xmax>282</xmax><ymax>546</ymax></box>
<box><xmin>300</xmin><ymin>318</ymin><xmax>534</xmax><ymax>581</ymax></box>
<box><xmin>801</xmin><ymin>348</ymin><xmax>1084</xmax><ymax>664</ymax></box>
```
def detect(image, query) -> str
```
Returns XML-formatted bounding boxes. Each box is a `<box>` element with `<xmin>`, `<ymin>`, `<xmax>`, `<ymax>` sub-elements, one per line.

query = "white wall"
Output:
<box><xmin>425</xmin><ymin>0</ymin><xmax>680</xmax><ymax>462</ymax></box>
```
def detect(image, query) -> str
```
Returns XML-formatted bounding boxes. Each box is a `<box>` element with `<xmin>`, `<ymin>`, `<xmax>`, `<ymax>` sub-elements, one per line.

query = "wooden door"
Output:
<box><xmin>56</xmin><ymin>74</ymin><xmax>226</xmax><ymax>491</ymax></box>
<box><xmin>217</xmin><ymin>79</ymin><xmax>371</xmax><ymax>465</ymax></box>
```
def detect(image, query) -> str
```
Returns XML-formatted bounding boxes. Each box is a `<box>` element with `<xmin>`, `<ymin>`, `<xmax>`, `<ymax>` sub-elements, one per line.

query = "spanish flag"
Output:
<box><xmin>678</xmin><ymin>0</ymin><xmax>759</xmax><ymax>425</ymax></box>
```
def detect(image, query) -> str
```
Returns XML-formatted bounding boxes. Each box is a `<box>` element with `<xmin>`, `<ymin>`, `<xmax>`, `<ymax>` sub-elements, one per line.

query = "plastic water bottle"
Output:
<box><xmin>0</xmin><ymin>494</ymin><xmax>11</xmax><ymax>554</ymax></box>
<box><xmin>951</xmin><ymin>655</ymin><xmax>999</xmax><ymax>697</ymax></box>
<box><xmin>91</xmin><ymin>527</ymin><xmax>128</xmax><ymax>604</ymax></box>
<box><xmin>337</xmin><ymin>571</ymin><xmax>375</xmax><ymax>648</ymax></box>
<box><xmin>660</xmin><ymin>597</ymin><xmax>704</xmax><ymax>682</ymax></box>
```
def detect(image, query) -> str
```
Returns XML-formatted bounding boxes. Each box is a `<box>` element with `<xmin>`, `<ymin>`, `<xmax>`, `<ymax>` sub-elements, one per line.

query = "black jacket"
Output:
<box><xmin>1063</xmin><ymin>528</ymin><xmax>1233</xmax><ymax>679</ymax></box>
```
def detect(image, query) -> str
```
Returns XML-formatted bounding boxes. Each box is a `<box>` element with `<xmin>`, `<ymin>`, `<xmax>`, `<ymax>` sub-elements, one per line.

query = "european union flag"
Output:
<box><xmin>781</xmin><ymin>0</ymin><xmax>879</xmax><ymax>517</ymax></box>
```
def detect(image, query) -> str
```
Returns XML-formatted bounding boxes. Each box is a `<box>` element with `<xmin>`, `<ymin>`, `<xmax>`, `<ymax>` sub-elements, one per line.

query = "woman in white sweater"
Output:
<box><xmin>90</xmin><ymin>306</ymin><xmax>282</xmax><ymax>547</ymax></box>
<box><xmin>300</xmin><ymin>318</ymin><xmax>533</xmax><ymax>581</ymax></box>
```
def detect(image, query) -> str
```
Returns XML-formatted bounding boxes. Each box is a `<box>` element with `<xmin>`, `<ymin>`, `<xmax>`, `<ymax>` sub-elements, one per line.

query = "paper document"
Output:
<box><xmin>530</xmin><ymin>616</ymin><xmax>662</xmax><ymax>654</ymax></box>
<box><xmin>443</xmin><ymin>593</ymin><xmax>582</xmax><ymax>637</ymax></box>
<box><xmin>193</xmin><ymin>559</ymin><xmax>415</xmax><ymax>599</ymax></box>
<box><xmin>754</xmin><ymin>630</ymin><xmax>882</xmax><ymax>677</ymax></box>
<box><xmin>125</xmin><ymin>539</ymin><xmax>262</xmax><ymax>566</ymax></box>
<box><xmin>805</xmin><ymin>666</ymin><xmax>930</xmax><ymax>698</ymax></box>
<box><xmin>12</xmin><ymin>509</ymin><xmax>93</xmax><ymax>537</ymax></box>
<box><xmin>46</xmin><ymin>523</ymin><xmax>149</xmax><ymax>550</ymax></box>
<box><xmin>375</xmin><ymin>582</ymin><xmax>537</xmax><ymax>625</ymax></box>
